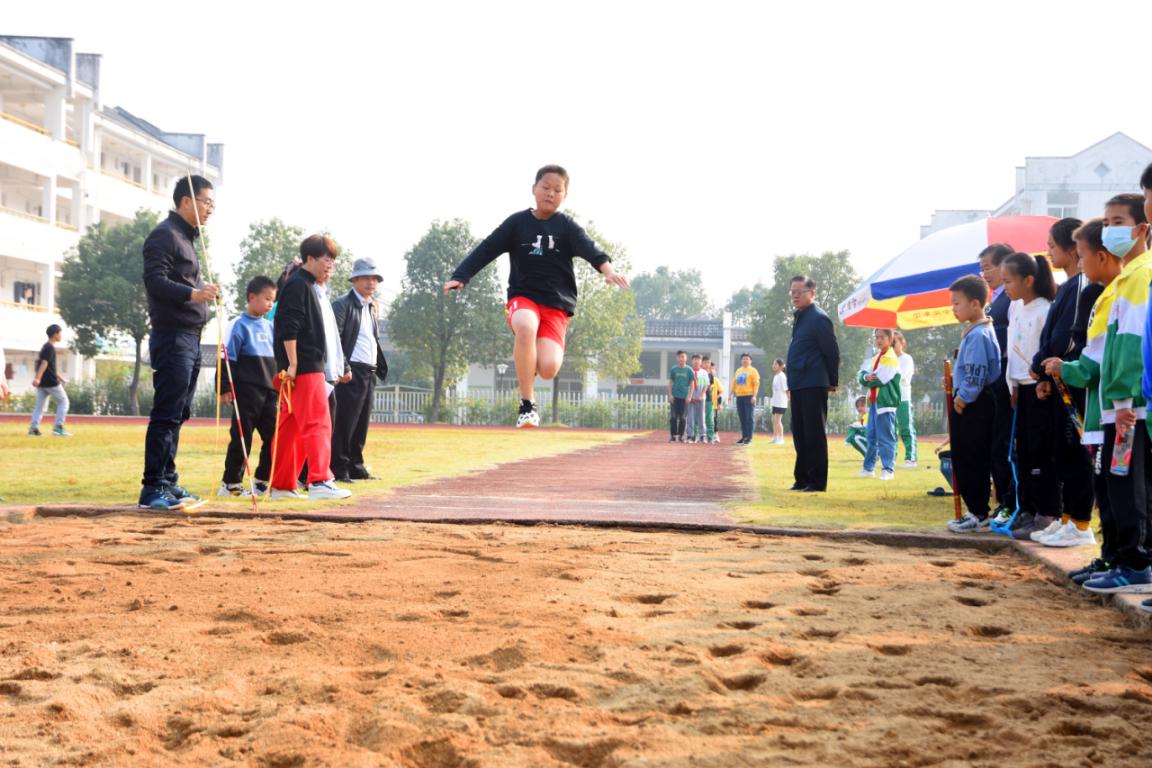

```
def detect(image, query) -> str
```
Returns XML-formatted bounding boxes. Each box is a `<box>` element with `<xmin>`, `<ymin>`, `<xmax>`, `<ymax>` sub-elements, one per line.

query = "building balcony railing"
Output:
<box><xmin>0</xmin><ymin>299</ymin><xmax>50</xmax><ymax>313</ymax></box>
<box><xmin>100</xmin><ymin>168</ymin><xmax>149</xmax><ymax>191</ymax></box>
<box><xmin>55</xmin><ymin>221</ymin><xmax>78</xmax><ymax>232</ymax></box>
<box><xmin>0</xmin><ymin>110</ymin><xmax>48</xmax><ymax>136</ymax></box>
<box><xmin>0</xmin><ymin>205</ymin><xmax>48</xmax><ymax>224</ymax></box>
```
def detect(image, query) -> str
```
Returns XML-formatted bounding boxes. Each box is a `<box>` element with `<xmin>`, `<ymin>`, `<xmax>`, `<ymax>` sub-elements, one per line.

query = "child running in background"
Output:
<box><xmin>892</xmin><ymin>332</ymin><xmax>917</xmax><ymax>467</ymax></box>
<box><xmin>444</xmin><ymin>164</ymin><xmax>629</xmax><ymax>428</ymax></box>
<box><xmin>770</xmin><ymin>358</ymin><xmax>788</xmax><ymax>444</ymax></box>
<box><xmin>857</xmin><ymin>328</ymin><xmax>901</xmax><ymax>480</ymax></box>
<box><xmin>998</xmin><ymin>252</ymin><xmax>1057</xmax><ymax>534</ymax></box>
<box><xmin>947</xmin><ymin>276</ymin><xmax>1002</xmax><ymax>533</ymax></box>
<box><xmin>1025</xmin><ymin>217</ymin><xmax>1102</xmax><ymax>545</ymax></box>
<box><xmin>218</xmin><ymin>276</ymin><xmax>278</xmax><ymax>497</ymax></box>
<box><xmin>708</xmin><ymin>359</ymin><xmax>724</xmax><ymax>444</ymax></box>
<box><xmin>845</xmin><ymin>396</ymin><xmax>868</xmax><ymax>457</ymax></box>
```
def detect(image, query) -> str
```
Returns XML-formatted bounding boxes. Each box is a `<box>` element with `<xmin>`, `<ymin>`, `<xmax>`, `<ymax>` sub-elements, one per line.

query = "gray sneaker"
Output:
<box><xmin>948</xmin><ymin>512</ymin><xmax>990</xmax><ymax>534</ymax></box>
<box><xmin>1012</xmin><ymin>513</ymin><xmax>1055</xmax><ymax>541</ymax></box>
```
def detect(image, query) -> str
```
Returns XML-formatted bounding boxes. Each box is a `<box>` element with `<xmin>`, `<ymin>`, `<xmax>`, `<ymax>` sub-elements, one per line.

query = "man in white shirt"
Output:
<box><xmin>330</xmin><ymin>258</ymin><xmax>389</xmax><ymax>482</ymax></box>
<box><xmin>893</xmin><ymin>332</ymin><xmax>917</xmax><ymax>467</ymax></box>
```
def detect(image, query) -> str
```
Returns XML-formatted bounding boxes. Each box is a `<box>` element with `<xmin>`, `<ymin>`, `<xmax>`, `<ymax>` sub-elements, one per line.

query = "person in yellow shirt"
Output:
<box><xmin>707</xmin><ymin>358</ymin><xmax>725</xmax><ymax>444</ymax></box>
<box><xmin>731</xmin><ymin>353</ymin><xmax>761</xmax><ymax>445</ymax></box>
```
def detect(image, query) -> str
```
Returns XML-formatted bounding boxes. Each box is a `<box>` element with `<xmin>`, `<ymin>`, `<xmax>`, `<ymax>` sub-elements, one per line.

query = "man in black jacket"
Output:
<box><xmin>331</xmin><ymin>257</ymin><xmax>389</xmax><ymax>482</ymax></box>
<box><xmin>138</xmin><ymin>175</ymin><xmax>218</xmax><ymax>511</ymax></box>
<box><xmin>785</xmin><ymin>275</ymin><xmax>840</xmax><ymax>492</ymax></box>
<box><xmin>980</xmin><ymin>243</ymin><xmax>1016</xmax><ymax>517</ymax></box>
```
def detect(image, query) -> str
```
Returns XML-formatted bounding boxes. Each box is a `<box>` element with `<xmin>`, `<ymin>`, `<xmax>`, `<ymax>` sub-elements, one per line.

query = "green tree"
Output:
<box><xmin>387</xmin><ymin>219</ymin><xmax>508</xmax><ymax>419</ymax></box>
<box><xmin>725</xmin><ymin>281</ymin><xmax>771</xmax><ymax>326</ymax></box>
<box><xmin>631</xmin><ymin>266</ymin><xmax>714</xmax><ymax>319</ymax></box>
<box><xmin>748</xmin><ymin>251</ymin><xmax>872</xmax><ymax>394</ymax></box>
<box><xmin>57</xmin><ymin>209</ymin><xmax>159</xmax><ymax>415</ymax></box>
<box><xmin>229</xmin><ymin>219</ymin><xmax>354</xmax><ymax>313</ymax></box>
<box><xmin>551</xmin><ymin>217</ymin><xmax>644</xmax><ymax>423</ymax></box>
<box><xmin>229</xmin><ymin>218</ymin><xmax>304</xmax><ymax>313</ymax></box>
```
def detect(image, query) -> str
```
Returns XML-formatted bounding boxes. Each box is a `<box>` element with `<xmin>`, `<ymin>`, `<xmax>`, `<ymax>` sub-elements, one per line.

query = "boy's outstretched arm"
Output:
<box><xmin>599</xmin><ymin>261</ymin><xmax>630</xmax><ymax>289</ymax></box>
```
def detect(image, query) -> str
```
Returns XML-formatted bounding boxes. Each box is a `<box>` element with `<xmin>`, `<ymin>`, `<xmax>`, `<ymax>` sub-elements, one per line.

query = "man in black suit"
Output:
<box><xmin>785</xmin><ymin>275</ymin><xmax>840</xmax><ymax>492</ymax></box>
<box><xmin>331</xmin><ymin>257</ymin><xmax>389</xmax><ymax>482</ymax></box>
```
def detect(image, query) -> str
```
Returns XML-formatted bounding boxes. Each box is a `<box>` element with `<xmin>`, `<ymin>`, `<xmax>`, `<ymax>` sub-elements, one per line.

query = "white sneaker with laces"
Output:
<box><xmin>1030</xmin><ymin>518</ymin><xmax>1063</xmax><ymax>543</ymax></box>
<box><xmin>309</xmin><ymin>480</ymin><xmax>352</xmax><ymax>500</ymax></box>
<box><xmin>1042</xmin><ymin>522</ymin><xmax>1096</xmax><ymax>548</ymax></box>
<box><xmin>948</xmin><ymin>512</ymin><xmax>990</xmax><ymax>533</ymax></box>
<box><xmin>270</xmin><ymin>488</ymin><xmax>304</xmax><ymax>500</ymax></box>
<box><xmin>858</xmin><ymin>469</ymin><xmax>876</xmax><ymax>478</ymax></box>
<box><xmin>217</xmin><ymin>482</ymin><xmax>250</xmax><ymax>497</ymax></box>
<box><xmin>903</xmin><ymin>460</ymin><xmax>917</xmax><ymax>468</ymax></box>
<box><xmin>879</xmin><ymin>469</ymin><xmax>895</xmax><ymax>481</ymax></box>
<box><xmin>516</xmin><ymin>401</ymin><xmax>540</xmax><ymax>429</ymax></box>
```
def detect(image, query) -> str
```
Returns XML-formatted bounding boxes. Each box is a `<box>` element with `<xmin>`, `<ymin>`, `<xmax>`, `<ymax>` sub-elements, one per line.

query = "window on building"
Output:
<box><xmin>638</xmin><ymin>351</ymin><xmax>662</xmax><ymax>379</ymax></box>
<box><xmin>1047</xmin><ymin>191</ymin><xmax>1078</xmax><ymax>219</ymax></box>
<box><xmin>14</xmin><ymin>281</ymin><xmax>38</xmax><ymax>306</ymax></box>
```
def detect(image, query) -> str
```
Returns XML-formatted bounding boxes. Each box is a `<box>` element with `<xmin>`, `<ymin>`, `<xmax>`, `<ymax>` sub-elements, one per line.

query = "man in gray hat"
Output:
<box><xmin>330</xmin><ymin>257</ymin><xmax>389</xmax><ymax>482</ymax></box>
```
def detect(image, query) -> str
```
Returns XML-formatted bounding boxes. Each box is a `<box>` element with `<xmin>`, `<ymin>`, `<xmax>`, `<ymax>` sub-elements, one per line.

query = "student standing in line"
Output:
<box><xmin>770</xmin><ymin>358</ymin><xmax>788</xmax><ymax>445</ymax></box>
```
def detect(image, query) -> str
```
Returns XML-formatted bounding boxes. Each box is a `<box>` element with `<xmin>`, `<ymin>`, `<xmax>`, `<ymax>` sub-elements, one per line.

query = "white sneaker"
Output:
<box><xmin>516</xmin><ymin>400</ymin><xmax>540</xmax><ymax>429</ymax></box>
<box><xmin>858</xmin><ymin>469</ymin><xmax>876</xmax><ymax>478</ymax></box>
<box><xmin>270</xmin><ymin>488</ymin><xmax>304</xmax><ymax>500</ymax></box>
<box><xmin>879</xmin><ymin>469</ymin><xmax>895</xmax><ymax>481</ymax></box>
<box><xmin>903</xmin><ymin>460</ymin><xmax>917</xmax><ymax>468</ymax></box>
<box><xmin>217</xmin><ymin>482</ymin><xmax>250</xmax><ymax>497</ymax></box>
<box><xmin>713</xmin><ymin>436</ymin><xmax>720</xmax><ymax>444</ymax></box>
<box><xmin>308</xmin><ymin>480</ymin><xmax>352</xmax><ymax>500</ymax></box>
<box><xmin>1030</xmin><ymin>518</ymin><xmax>1063</xmax><ymax>543</ymax></box>
<box><xmin>1042</xmin><ymin>522</ymin><xmax>1096</xmax><ymax>548</ymax></box>
<box><xmin>773</xmin><ymin>439</ymin><xmax>785</xmax><ymax>445</ymax></box>
<box><xmin>948</xmin><ymin>512</ymin><xmax>990</xmax><ymax>534</ymax></box>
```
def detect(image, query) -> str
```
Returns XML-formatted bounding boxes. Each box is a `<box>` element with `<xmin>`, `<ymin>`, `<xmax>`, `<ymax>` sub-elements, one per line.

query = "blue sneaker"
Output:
<box><xmin>1140</xmin><ymin>599</ymin><xmax>1152</xmax><ymax>614</ymax></box>
<box><xmin>138</xmin><ymin>485</ymin><xmax>184</xmax><ymax>511</ymax></box>
<box><xmin>1083</xmin><ymin>565</ymin><xmax>1152</xmax><ymax>594</ymax></box>
<box><xmin>165</xmin><ymin>483</ymin><xmax>200</xmax><ymax>503</ymax></box>
<box><xmin>1069</xmin><ymin>559</ymin><xmax>1111</xmax><ymax>585</ymax></box>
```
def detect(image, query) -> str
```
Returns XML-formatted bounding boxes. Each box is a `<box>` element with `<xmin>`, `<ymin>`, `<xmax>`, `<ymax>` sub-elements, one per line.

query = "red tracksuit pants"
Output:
<box><xmin>271</xmin><ymin>372</ymin><xmax>333</xmax><ymax>490</ymax></box>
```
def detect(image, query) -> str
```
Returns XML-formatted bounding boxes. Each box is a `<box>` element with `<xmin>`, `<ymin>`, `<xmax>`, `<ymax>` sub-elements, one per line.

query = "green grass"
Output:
<box><xmin>0</xmin><ymin>423</ymin><xmax>631</xmax><ymax>509</ymax></box>
<box><xmin>729</xmin><ymin>435</ymin><xmax>954</xmax><ymax>532</ymax></box>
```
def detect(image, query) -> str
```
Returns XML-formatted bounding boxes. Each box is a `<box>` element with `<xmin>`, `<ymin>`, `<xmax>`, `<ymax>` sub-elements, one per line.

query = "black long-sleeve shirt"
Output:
<box><xmin>785</xmin><ymin>304</ymin><xmax>840</xmax><ymax>390</ymax></box>
<box><xmin>273</xmin><ymin>269</ymin><xmax>328</xmax><ymax>376</ymax></box>
<box><xmin>987</xmin><ymin>288</ymin><xmax>1011</xmax><ymax>384</ymax></box>
<box><xmin>142</xmin><ymin>211</ymin><xmax>208</xmax><ymax>330</ymax></box>
<box><xmin>1030</xmin><ymin>273</ymin><xmax>1105</xmax><ymax>378</ymax></box>
<box><xmin>450</xmin><ymin>210</ymin><xmax>610</xmax><ymax>316</ymax></box>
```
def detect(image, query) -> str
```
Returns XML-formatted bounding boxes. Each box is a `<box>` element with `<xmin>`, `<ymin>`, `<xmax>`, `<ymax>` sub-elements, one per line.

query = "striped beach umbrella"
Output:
<box><xmin>838</xmin><ymin>215</ymin><xmax>1057</xmax><ymax>329</ymax></box>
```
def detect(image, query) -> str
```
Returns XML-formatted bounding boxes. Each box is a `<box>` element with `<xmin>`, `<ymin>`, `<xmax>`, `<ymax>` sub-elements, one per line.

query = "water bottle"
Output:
<box><xmin>1111</xmin><ymin>425</ymin><xmax>1134</xmax><ymax>477</ymax></box>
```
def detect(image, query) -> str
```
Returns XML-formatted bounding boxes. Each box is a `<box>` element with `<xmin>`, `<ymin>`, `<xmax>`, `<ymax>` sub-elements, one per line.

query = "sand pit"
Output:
<box><xmin>2</xmin><ymin>515</ymin><xmax>1151</xmax><ymax>767</ymax></box>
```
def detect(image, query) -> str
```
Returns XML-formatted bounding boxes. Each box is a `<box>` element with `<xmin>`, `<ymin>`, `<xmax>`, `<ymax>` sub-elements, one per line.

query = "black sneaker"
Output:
<box><xmin>1070</xmin><ymin>558</ymin><xmax>1111</xmax><ymax>584</ymax></box>
<box><xmin>516</xmin><ymin>400</ymin><xmax>540</xmax><ymax>429</ymax></box>
<box><xmin>28</xmin><ymin>427</ymin><xmax>42</xmax><ymax>437</ymax></box>
<box><xmin>1006</xmin><ymin>512</ymin><xmax>1036</xmax><ymax>539</ymax></box>
<box><xmin>668</xmin><ymin>436</ymin><xmax>677</xmax><ymax>443</ymax></box>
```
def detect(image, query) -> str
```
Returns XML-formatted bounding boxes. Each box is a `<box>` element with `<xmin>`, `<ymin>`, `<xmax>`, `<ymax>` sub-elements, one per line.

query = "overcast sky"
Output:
<box><xmin>6</xmin><ymin>0</ymin><xmax>1141</xmax><ymax>309</ymax></box>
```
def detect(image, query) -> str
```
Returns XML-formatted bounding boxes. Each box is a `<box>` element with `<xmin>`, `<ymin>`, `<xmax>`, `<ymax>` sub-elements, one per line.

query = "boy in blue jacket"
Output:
<box><xmin>947</xmin><ymin>275</ymin><xmax>1003</xmax><ymax>533</ymax></box>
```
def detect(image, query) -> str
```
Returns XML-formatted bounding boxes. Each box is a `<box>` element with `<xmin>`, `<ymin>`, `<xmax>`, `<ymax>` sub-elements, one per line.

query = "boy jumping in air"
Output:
<box><xmin>444</xmin><ymin>165</ymin><xmax>629</xmax><ymax>428</ymax></box>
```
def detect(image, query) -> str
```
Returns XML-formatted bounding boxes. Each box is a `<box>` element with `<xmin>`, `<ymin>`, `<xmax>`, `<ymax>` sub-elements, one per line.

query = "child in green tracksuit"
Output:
<box><xmin>857</xmin><ymin>328</ymin><xmax>901</xmax><ymax>480</ymax></box>
<box><xmin>845</xmin><ymin>396</ymin><xmax>868</xmax><ymax>457</ymax></box>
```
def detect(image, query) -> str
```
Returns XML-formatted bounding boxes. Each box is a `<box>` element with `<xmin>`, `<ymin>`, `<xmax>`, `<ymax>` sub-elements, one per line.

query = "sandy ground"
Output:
<box><xmin>2</xmin><ymin>515</ymin><xmax>1151</xmax><ymax>768</ymax></box>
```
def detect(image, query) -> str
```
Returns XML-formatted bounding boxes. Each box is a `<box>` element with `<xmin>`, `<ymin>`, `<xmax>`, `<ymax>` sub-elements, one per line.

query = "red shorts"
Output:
<box><xmin>506</xmin><ymin>296</ymin><xmax>569</xmax><ymax>348</ymax></box>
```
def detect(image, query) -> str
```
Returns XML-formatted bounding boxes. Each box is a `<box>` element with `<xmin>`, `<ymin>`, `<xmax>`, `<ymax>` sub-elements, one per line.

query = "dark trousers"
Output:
<box><xmin>142</xmin><ymin>327</ymin><xmax>201</xmax><ymax>488</ymax></box>
<box><xmin>736</xmin><ymin>395</ymin><xmax>754</xmax><ymax>441</ymax></box>
<box><xmin>791</xmin><ymin>388</ymin><xmax>829</xmax><ymax>490</ymax></box>
<box><xmin>1052</xmin><ymin>384</ymin><xmax>1094</xmax><ymax>522</ymax></box>
<box><xmin>222</xmin><ymin>382</ymin><xmax>277</xmax><ymax>484</ymax></box>
<box><xmin>1095</xmin><ymin>423</ymin><xmax>1152</xmax><ymax>570</ymax></box>
<box><xmin>1014</xmin><ymin>385</ymin><xmax>1058</xmax><ymax>515</ymax></box>
<box><xmin>331</xmin><ymin>363</ymin><xmax>376</xmax><ymax>479</ymax></box>
<box><xmin>669</xmin><ymin>397</ymin><xmax>687</xmax><ymax>438</ymax></box>
<box><xmin>990</xmin><ymin>371</ymin><xmax>1015</xmax><ymax>507</ymax></box>
<box><xmin>950</xmin><ymin>387</ymin><xmax>995</xmax><ymax>519</ymax></box>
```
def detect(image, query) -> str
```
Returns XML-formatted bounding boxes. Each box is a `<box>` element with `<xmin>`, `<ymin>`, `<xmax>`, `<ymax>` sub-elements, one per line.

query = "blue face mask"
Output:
<box><xmin>1102</xmin><ymin>225</ymin><xmax>1138</xmax><ymax>258</ymax></box>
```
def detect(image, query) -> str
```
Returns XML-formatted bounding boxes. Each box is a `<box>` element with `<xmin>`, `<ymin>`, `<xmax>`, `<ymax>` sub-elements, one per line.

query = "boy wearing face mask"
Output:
<box><xmin>1076</xmin><ymin>193</ymin><xmax>1152</xmax><ymax>594</ymax></box>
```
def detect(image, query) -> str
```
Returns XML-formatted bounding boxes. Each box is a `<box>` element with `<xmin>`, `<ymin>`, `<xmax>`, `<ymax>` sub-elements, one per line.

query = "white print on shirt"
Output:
<box><xmin>528</xmin><ymin>235</ymin><xmax>556</xmax><ymax>256</ymax></box>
